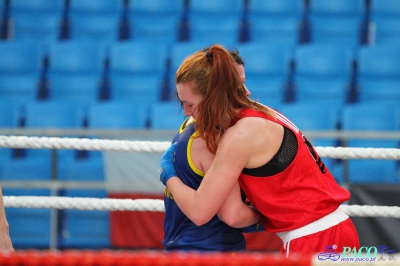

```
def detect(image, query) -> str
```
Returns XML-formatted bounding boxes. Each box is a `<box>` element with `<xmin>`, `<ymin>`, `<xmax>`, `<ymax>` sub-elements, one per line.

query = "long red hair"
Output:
<box><xmin>176</xmin><ymin>44</ymin><xmax>274</xmax><ymax>154</ymax></box>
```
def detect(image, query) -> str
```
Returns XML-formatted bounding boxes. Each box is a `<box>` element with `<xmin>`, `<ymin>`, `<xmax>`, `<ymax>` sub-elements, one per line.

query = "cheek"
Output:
<box><xmin>192</xmin><ymin>109</ymin><xmax>198</xmax><ymax>119</ymax></box>
<box><xmin>183</xmin><ymin>106</ymin><xmax>191</xmax><ymax>116</ymax></box>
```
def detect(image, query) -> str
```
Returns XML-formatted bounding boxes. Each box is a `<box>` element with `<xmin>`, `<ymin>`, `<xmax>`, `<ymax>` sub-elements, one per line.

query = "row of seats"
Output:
<box><xmin>1</xmin><ymin>40</ymin><xmax>399</xmax><ymax>108</ymax></box>
<box><xmin>3</xmin><ymin>188</ymin><xmax>110</xmax><ymax>249</ymax></box>
<box><xmin>278</xmin><ymin>102</ymin><xmax>400</xmax><ymax>185</ymax></box>
<box><xmin>1</xmin><ymin>0</ymin><xmax>399</xmax><ymax>46</ymax></box>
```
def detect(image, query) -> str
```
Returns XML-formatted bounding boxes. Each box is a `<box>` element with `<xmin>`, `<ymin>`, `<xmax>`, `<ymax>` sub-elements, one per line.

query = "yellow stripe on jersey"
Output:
<box><xmin>179</xmin><ymin>117</ymin><xmax>196</xmax><ymax>134</ymax></box>
<box><xmin>187</xmin><ymin>131</ymin><xmax>205</xmax><ymax>177</ymax></box>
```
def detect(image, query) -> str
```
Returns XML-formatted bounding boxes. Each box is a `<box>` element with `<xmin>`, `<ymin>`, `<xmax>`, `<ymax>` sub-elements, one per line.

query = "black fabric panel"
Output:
<box><xmin>348</xmin><ymin>184</ymin><xmax>400</xmax><ymax>250</ymax></box>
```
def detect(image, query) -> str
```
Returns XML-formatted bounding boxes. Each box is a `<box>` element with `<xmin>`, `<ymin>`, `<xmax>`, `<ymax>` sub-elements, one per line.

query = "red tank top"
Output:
<box><xmin>231</xmin><ymin>108</ymin><xmax>350</xmax><ymax>233</ymax></box>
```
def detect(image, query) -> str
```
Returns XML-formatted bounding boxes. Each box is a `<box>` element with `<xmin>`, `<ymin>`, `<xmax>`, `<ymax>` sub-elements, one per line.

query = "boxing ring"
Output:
<box><xmin>0</xmin><ymin>135</ymin><xmax>399</xmax><ymax>266</ymax></box>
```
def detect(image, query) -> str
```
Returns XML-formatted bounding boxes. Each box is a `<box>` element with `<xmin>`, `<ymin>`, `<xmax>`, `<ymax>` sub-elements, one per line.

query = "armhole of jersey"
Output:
<box><xmin>187</xmin><ymin>131</ymin><xmax>205</xmax><ymax>177</ymax></box>
<box><xmin>179</xmin><ymin>117</ymin><xmax>195</xmax><ymax>134</ymax></box>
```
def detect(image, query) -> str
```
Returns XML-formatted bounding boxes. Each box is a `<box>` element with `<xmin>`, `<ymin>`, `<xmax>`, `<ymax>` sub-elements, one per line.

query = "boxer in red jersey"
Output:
<box><xmin>159</xmin><ymin>44</ymin><xmax>360</xmax><ymax>256</ymax></box>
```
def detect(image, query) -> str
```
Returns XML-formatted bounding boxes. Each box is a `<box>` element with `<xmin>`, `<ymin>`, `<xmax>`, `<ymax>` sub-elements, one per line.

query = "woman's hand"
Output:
<box><xmin>159</xmin><ymin>143</ymin><xmax>178</xmax><ymax>186</ymax></box>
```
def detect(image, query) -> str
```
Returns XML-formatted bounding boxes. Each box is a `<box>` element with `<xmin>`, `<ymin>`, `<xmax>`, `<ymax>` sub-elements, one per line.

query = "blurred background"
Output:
<box><xmin>0</xmin><ymin>0</ymin><xmax>399</xmax><ymax>252</ymax></box>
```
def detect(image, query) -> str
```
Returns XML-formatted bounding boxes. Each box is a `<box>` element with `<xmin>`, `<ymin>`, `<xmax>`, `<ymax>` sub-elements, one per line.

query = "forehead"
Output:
<box><xmin>236</xmin><ymin>64</ymin><xmax>245</xmax><ymax>75</ymax></box>
<box><xmin>176</xmin><ymin>82</ymin><xmax>198</xmax><ymax>102</ymax></box>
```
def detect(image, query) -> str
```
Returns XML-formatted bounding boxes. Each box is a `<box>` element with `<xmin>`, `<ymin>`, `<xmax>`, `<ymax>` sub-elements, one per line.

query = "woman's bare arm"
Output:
<box><xmin>0</xmin><ymin>187</ymin><xmax>13</xmax><ymax>252</ymax></box>
<box><xmin>166</xmin><ymin>122</ymin><xmax>254</xmax><ymax>225</ymax></box>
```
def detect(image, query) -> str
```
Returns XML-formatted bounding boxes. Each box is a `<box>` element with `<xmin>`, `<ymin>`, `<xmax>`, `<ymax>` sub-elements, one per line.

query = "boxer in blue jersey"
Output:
<box><xmin>163</xmin><ymin>48</ymin><xmax>262</xmax><ymax>251</ymax></box>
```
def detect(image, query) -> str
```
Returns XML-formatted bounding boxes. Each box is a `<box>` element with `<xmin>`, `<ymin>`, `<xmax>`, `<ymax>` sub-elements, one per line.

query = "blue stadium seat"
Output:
<box><xmin>150</xmin><ymin>101</ymin><xmax>186</xmax><ymax>130</ymax></box>
<box><xmin>46</xmin><ymin>41</ymin><xmax>107</xmax><ymax>104</ymax></box>
<box><xmin>1</xmin><ymin>159</ymin><xmax>52</xmax><ymax>181</ymax></box>
<box><xmin>341</xmin><ymin>102</ymin><xmax>400</xmax><ymax>183</ymax></box>
<box><xmin>308</xmin><ymin>0</ymin><xmax>366</xmax><ymax>46</ymax></box>
<box><xmin>59</xmin><ymin>189</ymin><xmax>110</xmax><ymax>249</ymax></box>
<box><xmin>295</xmin><ymin>78</ymin><xmax>350</xmax><ymax>105</ymax></box>
<box><xmin>293</xmin><ymin>43</ymin><xmax>355</xmax><ymax>105</ymax></box>
<box><xmin>11</xmin><ymin>14</ymin><xmax>61</xmax><ymax>43</ymax></box>
<box><xmin>10</xmin><ymin>0</ymin><xmax>64</xmax><ymax>15</ymax></box>
<box><xmin>357</xmin><ymin>44</ymin><xmax>400</xmax><ymax>104</ymax></box>
<box><xmin>69</xmin><ymin>0</ymin><xmax>123</xmax><ymax>15</ymax></box>
<box><xmin>0</xmin><ymin>41</ymin><xmax>44</xmax><ymax>70</ymax></box>
<box><xmin>309</xmin><ymin>17</ymin><xmax>362</xmax><ymax>46</ymax></box>
<box><xmin>357</xmin><ymin>44</ymin><xmax>400</xmax><ymax>79</ymax></box>
<box><xmin>128</xmin><ymin>0</ymin><xmax>184</xmax><ymax>17</ymax></box>
<box><xmin>3</xmin><ymin>188</ymin><xmax>52</xmax><ymax>249</ymax></box>
<box><xmin>127</xmin><ymin>0</ymin><xmax>184</xmax><ymax>43</ymax></box>
<box><xmin>24</xmin><ymin>101</ymin><xmax>84</xmax><ymax>129</ymax></box>
<box><xmin>1</xmin><ymin>101</ymin><xmax>84</xmax><ymax>181</ymax></box>
<box><xmin>371</xmin><ymin>0</ymin><xmax>400</xmax><ymax>16</ymax></box>
<box><xmin>47</xmin><ymin>41</ymin><xmax>107</xmax><ymax>74</ymax></box>
<box><xmin>0</xmin><ymin>101</ymin><xmax>20</xmax><ymax>128</ymax></box>
<box><xmin>0</xmin><ymin>75</ymin><xmax>40</xmax><ymax>104</ymax></box>
<box><xmin>68</xmin><ymin>0</ymin><xmax>124</xmax><ymax>42</ymax></box>
<box><xmin>9</xmin><ymin>0</ymin><xmax>64</xmax><ymax>43</ymax></box>
<box><xmin>278</xmin><ymin>102</ymin><xmax>340</xmax><ymax>137</ymax></box>
<box><xmin>129</xmin><ymin>15</ymin><xmax>180</xmax><ymax>43</ymax></box>
<box><xmin>48</xmin><ymin>75</ymin><xmax>102</xmax><ymax>104</ymax></box>
<box><xmin>62</xmin><ymin>158</ymin><xmax>105</xmax><ymax>182</ymax></box>
<box><xmin>109</xmin><ymin>41</ymin><xmax>168</xmax><ymax>78</ymax></box>
<box><xmin>248</xmin><ymin>0</ymin><xmax>303</xmax><ymax>17</ymax></box>
<box><xmin>109</xmin><ymin>75</ymin><xmax>162</xmax><ymax>105</ymax></box>
<box><xmin>187</xmin><ymin>0</ymin><xmax>243</xmax><ymax>44</ymax></box>
<box><xmin>358</xmin><ymin>80</ymin><xmax>400</xmax><ymax>104</ymax></box>
<box><xmin>87</xmin><ymin>101</ymin><xmax>148</xmax><ymax>130</ymax></box>
<box><xmin>0</xmin><ymin>41</ymin><xmax>44</xmax><ymax>103</ymax></box>
<box><xmin>370</xmin><ymin>0</ymin><xmax>400</xmax><ymax>44</ymax></box>
<box><xmin>0</xmin><ymin>101</ymin><xmax>22</xmax><ymax>177</ymax></box>
<box><xmin>278</xmin><ymin>102</ymin><xmax>340</xmax><ymax>147</ymax></box>
<box><xmin>248</xmin><ymin>0</ymin><xmax>303</xmax><ymax>44</ymax></box>
<box><xmin>188</xmin><ymin>16</ymin><xmax>241</xmax><ymax>45</ymax></box>
<box><xmin>69</xmin><ymin>14</ymin><xmax>120</xmax><ymax>43</ymax></box>
<box><xmin>236</xmin><ymin>42</ymin><xmax>294</xmax><ymax>105</ymax></box>
<box><xmin>188</xmin><ymin>0</ymin><xmax>243</xmax><ymax>18</ymax></box>
<box><xmin>248</xmin><ymin>16</ymin><xmax>300</xmax><ymax>45</ymax></box>
<box><xmin>108</xmin><ymin>41</ymin><xmax>168</xmax><ymax>103</ymax></box>
<box><xmin>372</xmin><ymin>17</ymin><xmax>400</xmax><ymax>44</ymax></box>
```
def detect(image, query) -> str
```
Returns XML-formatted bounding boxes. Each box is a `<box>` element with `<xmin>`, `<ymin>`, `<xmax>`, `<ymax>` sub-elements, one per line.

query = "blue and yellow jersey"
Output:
<box><xmin>163</xmin><ymin>118</ymin><xmax>246</xmax><ymax>252</ymax></box>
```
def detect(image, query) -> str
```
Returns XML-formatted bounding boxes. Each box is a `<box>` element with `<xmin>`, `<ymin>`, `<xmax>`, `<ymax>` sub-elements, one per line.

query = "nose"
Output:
<box><xmin>244</xmin><ymin>84</ymin><xmax>251</xmax><ymax>97</ymax></box>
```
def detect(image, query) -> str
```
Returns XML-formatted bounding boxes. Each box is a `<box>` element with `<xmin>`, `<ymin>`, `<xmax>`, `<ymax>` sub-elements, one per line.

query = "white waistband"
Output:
<box><xmin>276</xmin><ymin>207</ymin><xmax>349</xmax><ymax>245</ymax></box>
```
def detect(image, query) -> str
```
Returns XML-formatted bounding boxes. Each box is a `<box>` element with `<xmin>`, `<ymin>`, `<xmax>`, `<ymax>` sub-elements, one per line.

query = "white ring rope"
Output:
<box><xmin>0</xmin><ymin>135</ymin><xmax>170</xmax><ymax>153</ymax></box>
<box><xmin>3</xmin><ymin>196</ymin><xmax>400</xmax><ymax>219</ymax></box>
<box><xmin>0</xmin><ymin>135</ymin><xmax>399</xmax><ymax>159</ymax></box>
<box><xmin>0</xmin><ymin>135</ymin><xmax>399</xmax><ymax>220</ymax></box>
